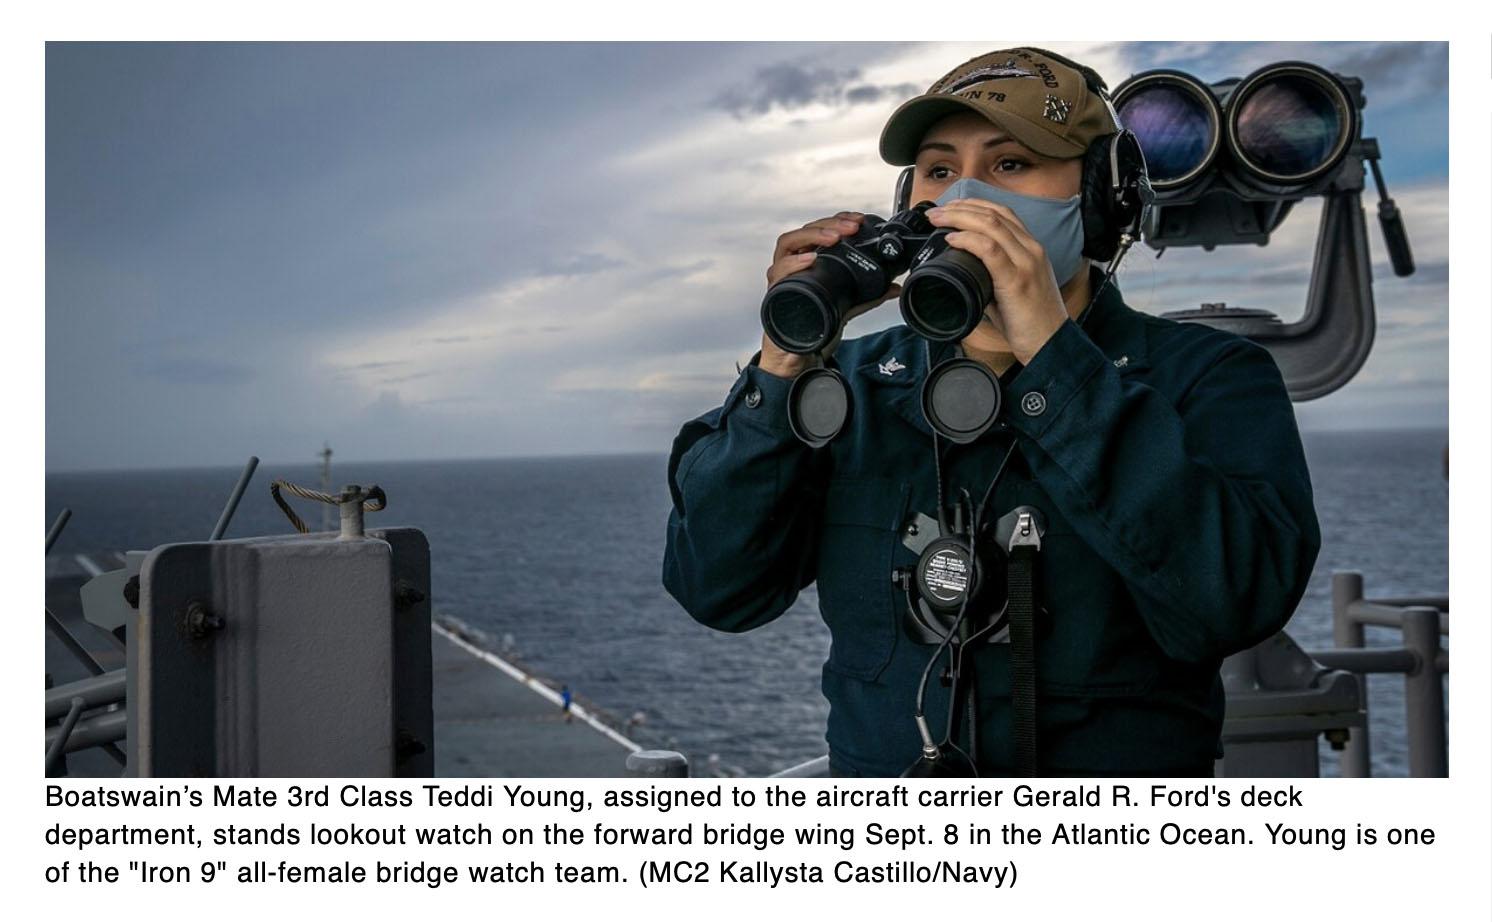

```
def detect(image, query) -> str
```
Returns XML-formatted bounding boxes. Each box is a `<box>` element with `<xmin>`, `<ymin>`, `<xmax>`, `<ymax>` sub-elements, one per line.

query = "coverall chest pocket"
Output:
<box><xmin>815</xmin><ymin>478</ymin><xmax>909</xmax><ymax>683</ymax></box>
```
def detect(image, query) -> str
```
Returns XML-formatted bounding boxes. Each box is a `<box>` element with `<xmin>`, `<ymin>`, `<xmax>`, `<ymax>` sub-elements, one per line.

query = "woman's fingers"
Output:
<box><xmin>772</xmin><ymin>213</ymin><xmax>863</xmax><ymax>261</ymax></box>
<box><xmin>940</xmin><ymin>197</ymin><xmax>1032</xmax><ymax>235</ymax></box>
<box><xmin>944</xmin><ymin>230</ymin><xmax>1018</xmax><ymax>280</ymax></box>
<box><xmin>930</xmin><ymin>204</ymin><xmax>1031</xmax><ymax>280</ymax></box>
<box><xmin>766</xmin><ymin>250</ymin><xmax>818</xmax><ymax>286</ymax></box>
<box><xmin>929</xmin><ymin>200</ymin><xmax>1043</xmax><ymax>264</ymax></box>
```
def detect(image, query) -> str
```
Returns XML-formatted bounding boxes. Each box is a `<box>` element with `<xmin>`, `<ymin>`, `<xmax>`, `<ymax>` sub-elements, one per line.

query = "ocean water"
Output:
<box><xmin>45</xmin><ymin>428</ymin><xmax>1449</xmax><ymax>777</ymax></box>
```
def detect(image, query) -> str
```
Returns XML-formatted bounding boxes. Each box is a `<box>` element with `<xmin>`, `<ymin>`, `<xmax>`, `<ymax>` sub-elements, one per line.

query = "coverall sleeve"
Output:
<box><xmin>1005</xmin><ymin>319</ymin><xmax>1322</xmax><ymax>665</ymax></box>
<box><xmin>662</xmin><ymin>354</ymin><xmax>828</xmax><ymax>632</ymax></box>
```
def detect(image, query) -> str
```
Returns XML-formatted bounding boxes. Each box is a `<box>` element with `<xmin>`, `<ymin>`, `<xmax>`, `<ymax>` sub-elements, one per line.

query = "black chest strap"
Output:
<box><xmin>1006</xmin><ymin>510</ymin><xmax>1042</xmax><ymax>777</ymax></box>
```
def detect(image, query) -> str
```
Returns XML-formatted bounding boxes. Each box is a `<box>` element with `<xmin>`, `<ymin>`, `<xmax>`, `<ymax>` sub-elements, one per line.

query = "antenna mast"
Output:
<box><xmin>318</xmin><ymin>442</ymin><xmax>334</xmax><ymax>532</ymax></box>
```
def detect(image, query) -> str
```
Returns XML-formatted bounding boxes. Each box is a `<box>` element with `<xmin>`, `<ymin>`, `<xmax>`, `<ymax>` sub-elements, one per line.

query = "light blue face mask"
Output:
<box><xmin>934</xmin><ymin>177</ymin><xmax>1087</xmax><ymax>287</ymax></box>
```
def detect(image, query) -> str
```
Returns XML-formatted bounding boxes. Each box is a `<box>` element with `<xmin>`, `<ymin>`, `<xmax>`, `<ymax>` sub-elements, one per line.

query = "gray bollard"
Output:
<box><xmin>1402</xmin><ymin>607</ymin><xmax>1448</xmax><ymax>777</ymax></box>
<box><xmin>340</xmin><ymin>485</ymin><xmax>366</xmax><ymax>539</ymax></box>
<box><xmin>1332</xmin><ymin>571</ymin><xmax>1371</xmax><ymax>777</ymax></box>
<box><xmin>626</xmin><ymin>750</ymin><xmax>689</xmax><ymax>778</ymax></box>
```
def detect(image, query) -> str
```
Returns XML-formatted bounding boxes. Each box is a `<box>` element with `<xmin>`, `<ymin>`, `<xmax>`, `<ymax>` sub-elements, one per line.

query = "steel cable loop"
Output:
<box><xmin>270</xmin><ymin>479</ymin><xmax>386</xmax><ymax>534</ymax></box>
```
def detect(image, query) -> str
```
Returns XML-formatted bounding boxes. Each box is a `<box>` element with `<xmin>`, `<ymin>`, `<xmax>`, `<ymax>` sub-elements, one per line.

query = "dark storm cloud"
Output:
<box><xmin>44</xmin><ymin>42</ymin><xmax>1447</xmax><ymax>470</ymax></box>
<box><xmin>1111</xmin><ymin>41</ymin><xmax>1446</xmax><ymax>103</ymax></box>
<box><xmin>631</xmin><ymin>259</ymin><xmax>715</xmax><ymax>287</ymax></box>
<box><xmin>711</xmin><ymin>62</ymin><xmax>919</xmax><ymax>118</ymax></box>
<box><xmin>45</xmin><ymin>42</ymin><xmax>739</xmax><ymax>340</ymax></box>
<box><xmin>1329</xmin><ymin>42</ymin><xmax>1446</xmax><ymax>91</ymax></box>
<box><xmin>712</xmin><ymin>63</ymin><xmax>852</xmax><ymax>116</ymax></box>
<box><xmin>844</xmin><ymin>82</ymin><xmax>921</xmax><ymax>105</ymax></box>
<box><xmin>418</xmin><ymin>333</ymin><xmax>498</xmax><ymax>345</ymax></box>
<box><xmin>376</xmin><ymin>370</ymin><xmax>438</xmax><ymax>386</ymax></box>
<box><xmin>136</xmin><ymin>354</ymin><xmax>255</xmax><ymax>386</ymax></box>
<box><xmin>534</xmin><ymin>253</ymin><xmax>628</xmax><ymax>278</ymax></box>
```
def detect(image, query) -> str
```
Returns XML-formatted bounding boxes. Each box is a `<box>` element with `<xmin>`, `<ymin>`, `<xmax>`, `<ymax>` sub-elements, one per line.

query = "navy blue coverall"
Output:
<box><xmin>662</xmin><ymin>267</ymin><xmax>1321</xmax><ymax>777</ymax></box>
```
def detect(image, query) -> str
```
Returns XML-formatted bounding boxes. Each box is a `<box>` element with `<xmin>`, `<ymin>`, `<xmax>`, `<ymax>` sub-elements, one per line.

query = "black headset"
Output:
<box><xmin>893</xmin><ymin>59</ymin><xmax>1153</xmax><ymax>264</ymax></box>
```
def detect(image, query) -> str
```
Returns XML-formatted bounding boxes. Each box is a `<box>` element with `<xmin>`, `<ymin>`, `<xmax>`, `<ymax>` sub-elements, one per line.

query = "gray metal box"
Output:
<box><xmin>128</xmin><ymin>527</ymin><xmax>431</xmax><ymax>777</ymax></box>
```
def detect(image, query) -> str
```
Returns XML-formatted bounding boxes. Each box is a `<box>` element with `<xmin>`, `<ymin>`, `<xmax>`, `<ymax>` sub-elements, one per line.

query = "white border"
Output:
<box><xmin>9</xmin><ymin>5</ymin><xmax>1489</xmax><ymax>919</ymax></box>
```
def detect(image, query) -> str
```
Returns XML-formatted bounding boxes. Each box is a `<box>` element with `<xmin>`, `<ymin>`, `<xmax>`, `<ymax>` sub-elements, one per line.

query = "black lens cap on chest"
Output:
<box><xmin>787</xmin><ymin>366</ymin><xmax>850</xmax><ymax>448</ymax></box>
<box><xmin>921</xmin><ymin>357</ymin><xmax>1001</xmax><ymax>444</ymax></box>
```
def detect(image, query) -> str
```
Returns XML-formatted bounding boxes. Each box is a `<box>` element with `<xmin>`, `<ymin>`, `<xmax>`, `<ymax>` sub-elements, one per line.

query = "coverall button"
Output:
<box><xmin>744</xmin><ymin>387</ymin><xmax>763</xmax><ymax>409</ymax></box>
<box><xmin>1020</xmin><ymin>391</ymin><xmax>1047</xmax><ymax>417</ymax></box>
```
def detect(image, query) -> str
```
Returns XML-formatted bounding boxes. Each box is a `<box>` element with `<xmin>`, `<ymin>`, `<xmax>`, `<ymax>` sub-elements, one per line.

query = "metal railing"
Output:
<box><xmin>43</xmin><ymin>670</ymin><xmax>129</xmax><ymax>774</ymax></box>
<box><xmin>1305</xmin><ymin>571</ymin><xmax>1448</xmax><ymax>777</ymax></box>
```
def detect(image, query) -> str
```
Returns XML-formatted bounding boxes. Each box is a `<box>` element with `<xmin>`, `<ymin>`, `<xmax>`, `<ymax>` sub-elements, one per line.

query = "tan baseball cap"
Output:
<box><xmin>879</xmin><ymin>47</ymin><xmax>1120</xmax><ymax>165</ymax></box>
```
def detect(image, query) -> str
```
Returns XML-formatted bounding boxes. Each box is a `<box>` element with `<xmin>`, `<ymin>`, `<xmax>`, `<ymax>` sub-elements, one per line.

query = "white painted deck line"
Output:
<box><xmin>432</xmin><ymin>621</ymin><xmax>642</xmax><ymax>754</ymax></box>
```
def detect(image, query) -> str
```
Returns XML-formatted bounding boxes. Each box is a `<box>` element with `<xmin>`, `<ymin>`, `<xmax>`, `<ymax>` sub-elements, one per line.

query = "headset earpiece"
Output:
<box><xmin>1080</xmin><ymin>128</ymin><xmax>1152</xmax><ymax>262</ymax></box>
<box><xmin>1111</xmin><ymin>129</ymin><xmax>1154</xmax><ymax>239</ymax></box>
<box><xmin>894</xmin><ymin>166</ymin><xmax>915</xmax><ymax>213</ymax></box>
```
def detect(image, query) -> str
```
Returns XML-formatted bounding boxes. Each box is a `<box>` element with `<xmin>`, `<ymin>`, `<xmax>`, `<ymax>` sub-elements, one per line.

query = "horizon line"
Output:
<box><xmin>44</xmin><ymin>425</ymin><xmax>1452</xmax><ymax>476</ymax></box>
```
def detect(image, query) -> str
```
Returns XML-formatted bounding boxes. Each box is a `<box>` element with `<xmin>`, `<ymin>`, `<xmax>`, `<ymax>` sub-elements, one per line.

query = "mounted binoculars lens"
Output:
<box><xmin>1111</xmin><ymin>71</ymin><xmax>1220</xmax><ymax>189</ymax></box>
<box><xmin>760</xmin><ymin>202</ymin><xmax>995</xmax><ymax>354</ymax></box>
<box><xmin>1226</xmin><ymin>63</ymin><xmax>1356</xmax><ymax>186</ymax></box>
<box><xmin>1114</xmin><ymin>62</ymin><xmax>1356</xmax><ymax>193</ymax></box>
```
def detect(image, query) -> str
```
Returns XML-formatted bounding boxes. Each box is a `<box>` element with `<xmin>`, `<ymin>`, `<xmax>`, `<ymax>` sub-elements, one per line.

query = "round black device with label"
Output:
<box><xmin>905</xmin><ymin>533</ymin><xmax>1008</xmax><ymax>644</ymax></box>
<box><xmin>916</xmin><ymin>537</ymin><xmax>977</xmax><ymax>612</ymax></box>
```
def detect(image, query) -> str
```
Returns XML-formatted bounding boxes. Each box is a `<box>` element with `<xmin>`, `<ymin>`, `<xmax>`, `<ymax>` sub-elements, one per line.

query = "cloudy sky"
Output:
<box><xmin>45</xmin><ymin>41</ymin><xmax>1448</xmax><ymax>471</ymax></box>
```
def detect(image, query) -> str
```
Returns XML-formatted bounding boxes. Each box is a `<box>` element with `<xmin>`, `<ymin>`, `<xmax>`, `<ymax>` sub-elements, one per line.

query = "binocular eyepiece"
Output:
<box><xmin>760</xmin><ymin>202</ymin><xmax>995</xmax><ymax>354</ymax></box>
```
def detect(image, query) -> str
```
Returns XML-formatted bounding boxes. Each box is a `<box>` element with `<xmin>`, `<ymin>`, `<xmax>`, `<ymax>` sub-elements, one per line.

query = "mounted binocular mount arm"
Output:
<box><xmin>1158</xmin><ymin>138</ymin><xmax>1413</xmax><ymax>402</ymax></box>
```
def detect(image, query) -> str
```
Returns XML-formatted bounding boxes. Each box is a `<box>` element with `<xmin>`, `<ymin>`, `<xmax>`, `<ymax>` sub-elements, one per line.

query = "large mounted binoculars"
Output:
<box><xmin>1112</xmin><ymin>60</ymin><xmax>1416</xmax><ymax>401</ymax></box>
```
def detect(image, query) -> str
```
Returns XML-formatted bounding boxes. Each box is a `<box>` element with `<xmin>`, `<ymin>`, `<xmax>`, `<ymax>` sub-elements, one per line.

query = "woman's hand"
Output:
<box><xmin>924</xmin><ymin>198</ymin><xmax>1070</xmax><ymax>365</ymax></box>
<box><xmin>760</xmin><ymin>211</ymin><xmax>902</xmax><ymax>379</ymax></box>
